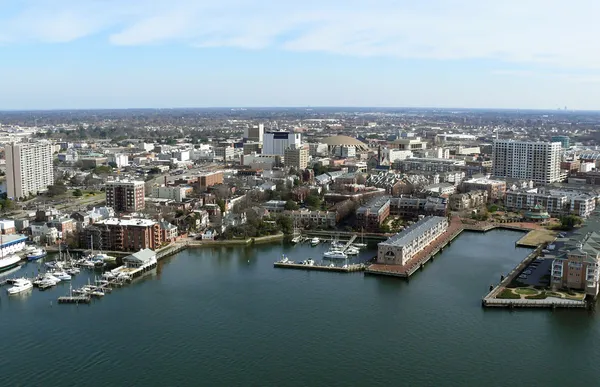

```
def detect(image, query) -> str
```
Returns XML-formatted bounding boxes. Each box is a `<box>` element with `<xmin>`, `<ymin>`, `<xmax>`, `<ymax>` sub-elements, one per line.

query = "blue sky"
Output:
<box><xmin>1</xmin><ymin>0</ymin><xmax>600</xmax><ymax>110</ymax></box>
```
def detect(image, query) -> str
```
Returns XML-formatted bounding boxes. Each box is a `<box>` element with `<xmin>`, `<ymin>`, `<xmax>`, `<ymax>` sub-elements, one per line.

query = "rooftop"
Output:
<box><xmin>380</xmin><ymin>216</ymin><xmax>447</xmax><ymax>248</ymax></box>
<box><xmin>357</xmin><ymin>195</ymin><xmax>391</xmax><ymax>214</ymax></box>
<box><xmin>97</xmin><ymin>218</ymin><xmax>156</xmax><ymax>227</ymax></box>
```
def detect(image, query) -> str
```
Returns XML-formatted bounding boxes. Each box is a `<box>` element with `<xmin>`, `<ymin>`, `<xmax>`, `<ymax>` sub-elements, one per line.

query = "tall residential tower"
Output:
<box><xmin>492</xmin><ymin>140</ymin><xmax>561</xmax><ymax>184</ymax></box>
<box><xmin>6</xmin><ymin>142</ymin><xmax>54</xmax><ymax>199</ymax></box>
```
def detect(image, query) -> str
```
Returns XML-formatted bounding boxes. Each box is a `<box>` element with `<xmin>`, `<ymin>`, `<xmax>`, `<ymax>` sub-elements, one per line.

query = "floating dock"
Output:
<box><xmin>58</xmin><ymin>296</ymin><xmax>91</xmax><ymax>304</ymax></box>
<box><xmin>274</xmin><ymin>262</ymin><xmax>365</xmax><ymax>273</ymax></box>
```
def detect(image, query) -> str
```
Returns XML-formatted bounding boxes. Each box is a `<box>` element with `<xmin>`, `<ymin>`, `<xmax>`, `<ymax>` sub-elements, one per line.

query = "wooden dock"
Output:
<box><xmin>274</xmin><ymin>262</ymin><xmax>366</xmax><ymax>273</ymax></box>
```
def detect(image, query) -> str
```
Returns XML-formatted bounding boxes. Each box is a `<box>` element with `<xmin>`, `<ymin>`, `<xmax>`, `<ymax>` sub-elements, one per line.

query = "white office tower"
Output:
<box><xmin>6</xmin><ymin>142</ymin><xmax>54</xmax><ymax>199</ymax></box>
<box><xmin>263</xmin><ymin>131</ymin><xmax>302</xmax><ymax>155</ymax></box>
<box><xmin>244</xmin><ymin>124</ymin><xmax>264</xmax><ymax>143</ymax></box>
<box><xmin>492</xmin><ymin>140</ymin><xmax>561</xmax><ymax>184</ymax></box>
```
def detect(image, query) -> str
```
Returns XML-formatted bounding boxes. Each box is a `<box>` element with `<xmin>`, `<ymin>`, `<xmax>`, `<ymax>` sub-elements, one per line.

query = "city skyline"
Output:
<box><xmin>2</xmin><ymin>0</ymin><xmax>600</xmax><ymax>110</ymax></box>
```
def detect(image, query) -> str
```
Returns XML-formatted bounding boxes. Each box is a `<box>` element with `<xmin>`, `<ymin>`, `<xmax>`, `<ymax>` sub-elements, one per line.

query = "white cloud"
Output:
<box><xmin>1</xmin><ymin>0</ymin><xmax>600</xmax><ymax>69</ymax></box>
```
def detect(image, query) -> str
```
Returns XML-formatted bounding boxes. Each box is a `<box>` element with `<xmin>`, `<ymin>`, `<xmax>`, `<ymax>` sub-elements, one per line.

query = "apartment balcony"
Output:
<box><xmin>552</xmin><ymin>276</ymin><xmax>562</xmax><ymax>282</ymax></box>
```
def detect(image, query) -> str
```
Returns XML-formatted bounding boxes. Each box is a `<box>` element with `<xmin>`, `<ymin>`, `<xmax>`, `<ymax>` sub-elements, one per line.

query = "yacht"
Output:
<box><xmin>26</xmin><ymin>248</ymin><xmax>47</xmax><ymax>261</ymax></box>
<box><xmin>51</xmin><ymin>271</ymin><xmax>72</xmax><ymax>281</ymax></box>
<box><xmin>352</xmin><ymin>243</ymin><xmax>367</xmax><ymax>249</ymax></box>
<box><xmin>323</xmin><ymin>250</ymin><xmax>348</xmax><ymax>259</ymax></box>
<box><xmin>91</xmin><ymin>253</ymin><xmax>116</xmax><ymax>264</ymax></box>
<box><xmin>310</xmin><ymin>237</ymin><xmax>320</xmax><ymax>246</ymax></box>
<box><xmin>302</xmin><ymin>259</ymin><xmax>315</xmax><ymax>266</ymax></box>
<box><xmin>7</xmin><ymin>278</ymin><xmax>33</xmax><ymax>294</ymax></box>
<box><xmin>0</xmin><ymin>254</ymin><xmax>21</xmax><ymax>273</ymax></box>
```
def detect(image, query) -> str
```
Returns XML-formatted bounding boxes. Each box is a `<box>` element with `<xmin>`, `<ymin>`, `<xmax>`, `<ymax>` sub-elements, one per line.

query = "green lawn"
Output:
<box><xmin>514</xmin><ymin>288</ymin><xmax>538</xmax><ymax>295</ymax></box>
<box><xmin>497</xmin><ymin>289</ymin><xmax>520</xmax><ymax>299</ymax></box>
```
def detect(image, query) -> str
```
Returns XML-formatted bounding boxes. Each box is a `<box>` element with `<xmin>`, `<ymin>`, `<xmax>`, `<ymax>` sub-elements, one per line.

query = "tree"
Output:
<box><xmin>276</xmin><ymin>215</ymin><xmax>293</xmax><ymax>235</ymax></box>
<box><xmin>72</xmin><ymin>189</ymin><xmax>83</xmax><ymax>197</ymax></box>
<box><xmin>305</xmin><ymin>194</ymin><xmax>322</xmax><ymax>211</ymax></box>
<box><xmin>285</xmin><ymin>200</ymin><xmax>299</xmax><ymax>211</ymax></box>
<box><xmin>216</xmin><ymin>198</ymin><xmax>226</xmax><ymax>214</ymax></box>
<box><xmin>47</xmin><ymin>183</ymin><xmax>68</xmax><ymax>197</ymax></box>
<box><xmin>559</xmin><ymin>215</ymin><xmax>583</xmax><ymax>230</ymax></box>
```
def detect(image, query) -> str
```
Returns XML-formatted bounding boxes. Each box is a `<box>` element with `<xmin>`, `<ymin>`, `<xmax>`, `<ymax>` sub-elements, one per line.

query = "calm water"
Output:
<box><xmin>1</xmin><ymin>230</ymin><xmax>599</xmax><ymax>386</ymax></box>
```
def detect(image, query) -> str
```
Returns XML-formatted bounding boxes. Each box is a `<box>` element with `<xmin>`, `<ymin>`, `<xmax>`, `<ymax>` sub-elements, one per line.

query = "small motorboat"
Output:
<box><xmin>310</xmin><ymin>237</ymin><xmax>320</xmax><ymax>246</ymax></box>
<box><xmin>26</xmin><ymin>248</ymin><xmax>47</xmax><ymax>261</ymax></box>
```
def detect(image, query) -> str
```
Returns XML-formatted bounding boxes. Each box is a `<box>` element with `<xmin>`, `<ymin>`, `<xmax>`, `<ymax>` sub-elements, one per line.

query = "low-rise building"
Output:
<box><xmin>449</xmin><ymin>191</ymin><xmax>488</xmax><ymax>211</ymax></box>
<box><xmin>287</xmin><ymin>209</ymin><xmax>337</xmax><ymax>228</ymax></box>
<box><xmin>152</xmin><ymin>186</ymin><xmax>188</xmax><ymax>202</ymax></box>
<box><xmin>505</xmin><ymin>188</ymin><xmax>596</xmax><ymax>218</ymax></box>
<box><xmin>0</xmin><ymin>220</ymin><xmax>16</xmax><ymax>235</ymax></box>
<box><xmin>377</xmin><ymin>216</ymin><xmax>448</xmax><ymax>265</ymax></box>
<box><xmin>552</xmin><ymin>227</ymin><xmax>600</xmax><ymax>296</ymax></box>
<box><xmin>389</xmin><ymin>196</ymin><xmax>447</xmax><ymax>218</ymax></box>
<box><xmin>80</xmin><ymin>218</ymin><xmax>162</xmax><ymax>252</ymax></box>
<box><xmin>356</xmin><ymin>195</ymin><xmax>390</xmax><ymax>231</ymax></box>
<box><xmin>461</xmin><ymin>176</ymin><xmax>506</xmax><ymax>201</ymax></box>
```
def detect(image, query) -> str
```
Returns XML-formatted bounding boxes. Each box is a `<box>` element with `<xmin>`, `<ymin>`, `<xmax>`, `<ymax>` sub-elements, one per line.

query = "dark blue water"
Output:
<box><xmin>1</xmin><ymin>230</ymin><xmax>598</xmax><ymax>386</ymax></box>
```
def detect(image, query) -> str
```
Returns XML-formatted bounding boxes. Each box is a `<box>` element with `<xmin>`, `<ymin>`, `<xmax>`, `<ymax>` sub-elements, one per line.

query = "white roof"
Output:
<box><xmin>98</xmin><ymin>218</ymin><xmax>156</xmax><ymax>227</ymax></box>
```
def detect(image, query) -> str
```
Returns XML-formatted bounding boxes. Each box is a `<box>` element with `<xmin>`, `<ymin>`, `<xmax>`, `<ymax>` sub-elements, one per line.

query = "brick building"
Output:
<box><xmin>80</xmin><ymin>218</ymin><xmax>161</xmax><ymax>252</ymax></box>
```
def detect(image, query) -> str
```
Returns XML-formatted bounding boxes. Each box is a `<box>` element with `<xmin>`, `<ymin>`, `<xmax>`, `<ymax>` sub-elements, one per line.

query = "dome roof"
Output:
<box><xmin>320</xmin><ymin>135</ymin><xmax>368</xmax><ymax>149</ymax></box>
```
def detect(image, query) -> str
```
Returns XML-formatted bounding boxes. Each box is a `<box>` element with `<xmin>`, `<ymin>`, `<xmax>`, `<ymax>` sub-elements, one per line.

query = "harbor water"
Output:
<box><xmin>1</xmin><ymin>230</ymin><xmax>599</xmax><ymax>386</ymax></box>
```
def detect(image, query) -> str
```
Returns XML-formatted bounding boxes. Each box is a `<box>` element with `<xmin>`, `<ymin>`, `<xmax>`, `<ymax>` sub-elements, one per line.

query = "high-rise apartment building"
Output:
<box><xmin>105</xmin><ymin>180</ymin><xmax>145</xmax><ymax>212</ymax></box>
<box><xmin>263</xmin><ymin>131</ymin><xmax>302</xmax><ymax>155</ymax></box>
<box><xmin>492</xmin><ymin>140</ymin><xmax>561</xmax><ymax>184</ymax></box>
<box><xmin>284</xmin><ymin>144</ymin><xmax>309</xmax><ymax>170</ymax></box>
<box><xmin>6</xmin><ymin>142</ymin><xmax>54</xmax><ymax>199</ymax></box>
<box><xmin>244</xmin><ymin>124</ymin><xmax>264</xmax><ymax>143</ymax></box>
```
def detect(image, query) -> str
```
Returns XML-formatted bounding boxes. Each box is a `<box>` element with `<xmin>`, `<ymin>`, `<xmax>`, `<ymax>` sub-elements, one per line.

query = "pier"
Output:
<box><xmin>274</xmin><ymin>262</ymin><xmax>366</xmax><ymax>273</ymax></box>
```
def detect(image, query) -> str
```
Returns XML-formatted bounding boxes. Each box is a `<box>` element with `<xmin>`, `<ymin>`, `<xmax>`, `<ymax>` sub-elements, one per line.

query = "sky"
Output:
<box><xmin>1</xmin><ymin>0</ymin><xmax>600</xmax><ymax>110</ymax></box>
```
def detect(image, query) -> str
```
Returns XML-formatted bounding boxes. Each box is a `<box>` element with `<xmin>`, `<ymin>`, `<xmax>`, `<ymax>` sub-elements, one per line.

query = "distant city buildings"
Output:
<box><xmin>105</xmin><ymin>180</ymin><xmax>145</xmax><ymax>212</ymax></box>
<box><xmin>284</xmin><ymin>144</ymin><xmax>309</xmax><ymax>171</ymax></box>
<box><xmin>492</xmin><ymin>140</ymin><xmax>561</xmax><ymax>184</ymax></box>
<box><xmin>263</xmin><ymin>131</ymin><xmax>301</xmax><ymax>155</ymax></box>
<box><xmin>551</xmin><ymin>135</ymin><xmax>570</xmax><ymax>149</ymax></box>
<box><xmin>6</xmin><ymin>142</ymin><xmax>54</xmax><ymax>199</ymax></box>
<box><xmin>244</xmin><ymin>124</ymin><xmax>264</xmax><ymax>143</ymax></box>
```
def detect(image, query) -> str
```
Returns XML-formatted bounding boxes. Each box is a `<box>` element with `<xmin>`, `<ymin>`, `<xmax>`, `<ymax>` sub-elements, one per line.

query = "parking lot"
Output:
<box><xmin>518</xmin><ymin>257</ymin><xmax>552</xmax><ymax>287</ymax></box>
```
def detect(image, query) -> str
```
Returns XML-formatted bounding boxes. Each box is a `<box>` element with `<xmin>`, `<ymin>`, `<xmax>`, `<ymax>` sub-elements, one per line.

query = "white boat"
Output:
<box><xmin>66</xmin><ymin>267</ymin><xmax>80</xmax><ymax>276</ymax></box>
<box><xmin>0</xmin><ymin>254</ymin><xmax>21</xmax><ymax>273</ymax></box>
<box><xmin>7</xmin><ymin>278</ymin><xmax>33</xmax><ymax>294</ymax></box>
<box><xmin>278</xmin><ymin>255</ymin><xmax>291</xmax><ymax>264</ymax></box>
<box><xmin>346</xmin><ymin>247</ymin><xmax>360</xmax><ymax>255</ymax></box>
<box><xmin>291</xmin><ymin>235</ymin><xmax>302</xmax><ymax>244</ymax></box>
<box><xmin>302</xmin><ymin>259</ymin><xmax>315</xmax><ymax>266</ymax></box>
<box><xmin>26</xmin><ymin>248</ymin><xmax>47</xmax><ymax>261</ymax></box>
<box><xmin>310</xmin><ymin>237</ymin><xmax>320</xmax><ymax>246</ymax></box>
<box><xmin>352</xmin><ymin>243</ymin><xmax>367</xmax><ymax>249</ymax></box>
<box><xmin>323</xmin><ymin>250</ymin><xmax>347</xmax><ymax>259</ymax></box>
<box><xmin>42</xmin><ymin>273</ymin><xmax>62</xmax><ymax>284</ymax></box>
<box><xmin>51</xmin><ymin>271</ymin><xmax>72</xmax><ymax>281</ymax></box>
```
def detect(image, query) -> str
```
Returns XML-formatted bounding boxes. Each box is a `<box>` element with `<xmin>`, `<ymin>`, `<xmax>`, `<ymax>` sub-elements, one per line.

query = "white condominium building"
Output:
<box><xmin>6</xmin><ymin>142</ymin><xmax>54</xmax><ymax>199</ymax></box>
<box><xmin>492</xmin><ymin>140</ymin><xmax>561</xmax><ymax>184</ymax></box>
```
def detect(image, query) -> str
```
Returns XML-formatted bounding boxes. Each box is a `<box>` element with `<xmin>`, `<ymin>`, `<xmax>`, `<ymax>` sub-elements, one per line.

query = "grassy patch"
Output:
<box><xmin>514</xmin><ymin>288</ymin><xmax>537</xmax><ymax>295</ymax></box>
<box><xmin>525</xmin><ymin>292</ymin><xmax>548</xmax><ymax>300</ymax></box>
<box><xmin>497</xmin><ymin>289</ymin><xmax>520</xmax><ymax>299</ymax></box>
